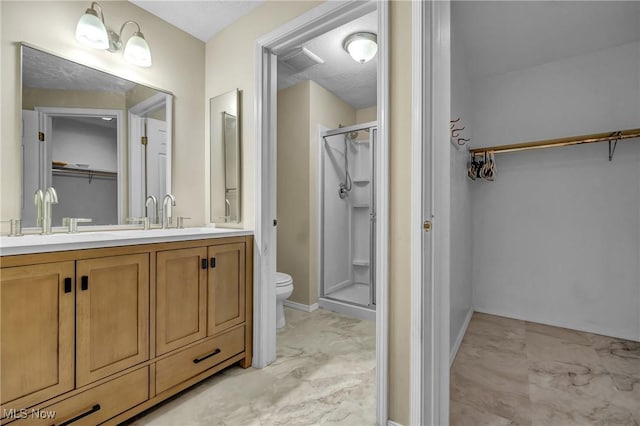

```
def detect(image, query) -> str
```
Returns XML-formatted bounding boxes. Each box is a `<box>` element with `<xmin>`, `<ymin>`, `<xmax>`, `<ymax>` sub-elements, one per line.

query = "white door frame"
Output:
<box><xmin>35</xmin><ymin>106</ymin><xmax>124</xmax><ymax>223</ymax></box>
<box><xmin>410</xmin><ymin>1</ymin><xmax>451</xmax><ymax>425</ymax></box>
<box><xmin>254</xmin><ymin>0</ymin><xmax>390</xmax><ymax>423</ymax></box>
<box><xmin>128</xmin><ymin>93</ymin><xmax>173</xmax><ymax>218</ymax></box>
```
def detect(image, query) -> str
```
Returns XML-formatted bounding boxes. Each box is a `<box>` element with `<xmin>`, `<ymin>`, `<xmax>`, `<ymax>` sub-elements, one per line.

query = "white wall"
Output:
<box><xmin>449</xmin><ymin>24</ymin><xmax>474</xmax><ymax>356</ymax></box>
<box><xmin>52</xmin><ymin>118</ymin><xmax>117</xmax><ymax>171</ymax></box>
<box><xmin>470</xmin><ymin>41</ymin><xmax>640</xmax><ymax>341</ymax></box>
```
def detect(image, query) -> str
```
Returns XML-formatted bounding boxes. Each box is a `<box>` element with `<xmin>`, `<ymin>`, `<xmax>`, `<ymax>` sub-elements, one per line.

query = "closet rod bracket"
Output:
<box><xmin>608</xmin><ymin>131</ymin><xmax>622</xmax><ymax>162</ymax></box>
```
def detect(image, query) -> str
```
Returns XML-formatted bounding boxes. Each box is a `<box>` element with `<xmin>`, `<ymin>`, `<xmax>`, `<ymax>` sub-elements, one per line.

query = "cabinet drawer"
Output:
<box><xmin>14</xmin><ymin>367</ymin><xmax>148</xmax><ymax>426</ymax></box>
<box><xmin>156</xmin><ymin>326</ymin><xmax>244</xmax><ymax>394</ymax></box>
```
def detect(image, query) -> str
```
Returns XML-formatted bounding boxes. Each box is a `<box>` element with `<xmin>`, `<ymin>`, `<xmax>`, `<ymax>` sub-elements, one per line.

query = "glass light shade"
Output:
<box><xmin>344</xmin><ymin>33</ymin><xmax>377</xmax><ymax>64</ymax></box>
<box><xmin>124</xmin><ymin>33</ymin><xmax>152</xmax><ymax>67</ymax></box>
<box><xmin>75</xmin><ymin>10</ymin><xmax>109</xmax><ymax>50</ymax></box>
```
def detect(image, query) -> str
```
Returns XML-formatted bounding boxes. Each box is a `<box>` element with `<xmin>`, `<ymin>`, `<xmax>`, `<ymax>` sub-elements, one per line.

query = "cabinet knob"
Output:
<box><xmin>210</xmin><ymin>257</ymin><xmax>216</xmax><ymax>268</ymax></box>
<box><xmin>81</xmin><ymin>276</ymin><xmax>89</xmax><ymax>291</ymax></box>
<box><xmin>64</xmin><ymin>277</ymin><xmax>72</xmax><ymax>293</ymax></box>
<box><xmin>201</xmin><ymin>258</ymin><xmax>208</xmax><ymax>269</ymax></box>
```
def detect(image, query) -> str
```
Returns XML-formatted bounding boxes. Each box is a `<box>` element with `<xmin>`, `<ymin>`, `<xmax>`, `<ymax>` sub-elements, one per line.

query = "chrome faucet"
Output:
<box><xmin>34</xmin><ymin>189</ymin><xmax>44</xmax><ymax>227</ymax></box>
<box><xmin>162</xmin><ymin>194</ymin><xmax>176</xmax><ymax>229</ymax></box>
<box><xmin>42</xmin><ymin>187</ymin><xmax>58</xmax><ymax>234</ymax></box>
<box><xmin>145</xmin><ymin>195</ymin><xmax>158</xmax><ymax>225</ymax></box>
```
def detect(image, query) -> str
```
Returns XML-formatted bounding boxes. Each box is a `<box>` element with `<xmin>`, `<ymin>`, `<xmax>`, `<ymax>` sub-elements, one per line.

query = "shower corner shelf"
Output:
<box><xmin>352</xmin><ymin>259</ymin><xmax>370</xmax><ymax>267</ymax></box>
<box><xmin>352</xmin><ymin>177</ymin><xmax>370</xmax><ymax>184</ymax></box>
<box><xmin>352</xmin><ymin>203</ymin><xmax>370</xmax><ymax>209</ymax></box>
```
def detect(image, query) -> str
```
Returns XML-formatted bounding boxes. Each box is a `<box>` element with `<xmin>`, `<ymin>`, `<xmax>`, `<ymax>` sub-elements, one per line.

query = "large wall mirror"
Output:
<box><xmin>210</xmin><ymin>89</ymin><xmax>241</xmax><ymax>224</ymax></box>
<box><xmin>21</xmin><ymin>44</ymin><xmax>173</xmax><ymax>227</ymax></box>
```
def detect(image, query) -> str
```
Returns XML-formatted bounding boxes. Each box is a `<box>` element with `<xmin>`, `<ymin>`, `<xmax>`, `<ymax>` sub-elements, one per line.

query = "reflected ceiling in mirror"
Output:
<box><xmin>21</xmin><ymin>44</ymin><xmax>173</xmax><ymax>228</ymax></box>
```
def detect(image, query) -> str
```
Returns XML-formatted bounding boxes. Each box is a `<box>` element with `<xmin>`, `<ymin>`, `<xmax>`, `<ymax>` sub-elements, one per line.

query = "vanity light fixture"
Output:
<box><xmin>75</xmin><ymin>2</ymin><xmax>152</xmax><ymax>67</ymax></box>
<box><xmin>343</xmin><ymin>32</ymin><xmax>377</xmax><ymax>64</ymax></box>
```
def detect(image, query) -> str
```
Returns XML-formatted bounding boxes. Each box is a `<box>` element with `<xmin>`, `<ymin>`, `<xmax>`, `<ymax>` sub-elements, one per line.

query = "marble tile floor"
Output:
<box><xmin>127</xmin><ymin>308</ymin><xmax>376</xmax><ymax>426</ymax></box>
<box><xmin>450</xmin><ymin>313</ymin><xmax>640</xmax><ymax>426</ymax></box>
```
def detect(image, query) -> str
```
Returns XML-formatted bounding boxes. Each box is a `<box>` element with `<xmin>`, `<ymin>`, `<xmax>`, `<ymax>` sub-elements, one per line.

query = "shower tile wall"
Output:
<box><xmin>349</xmin><ymin>134</ymin><xmax>371</xmax><ymax>289</ymax></box>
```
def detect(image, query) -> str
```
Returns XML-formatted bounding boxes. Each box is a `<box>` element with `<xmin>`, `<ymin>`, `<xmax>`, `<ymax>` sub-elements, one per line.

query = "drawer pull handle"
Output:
<box><xmin>193</xmin><ymin>348</ymin><xmax>221</xmax><ymax>364</ymax></box>
<box><xmin>64</xmin><ymin>277</ymin><xmax>72</xmax><ymax>293</ymax></box>
<box><xmin>81</xmin><ymin>276</ymin><xmax>88</xmax><ymax>291</ymax></box>
<box><xmin>201</xmin><ymin>258</ymin><xmax>208</xmax><ymax>269</ymax></box>
<box><xmin>56</xmin><ymin>404</ymin><xmax>101</xmax><ymax>426</ymax></box>
<box><xmin>210</xmin><ymin>257</ymin><xmax>216</xmax><ymax>268</ymax></box>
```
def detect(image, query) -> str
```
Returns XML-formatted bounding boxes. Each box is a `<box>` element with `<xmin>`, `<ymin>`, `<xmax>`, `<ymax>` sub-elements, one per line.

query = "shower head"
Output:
<box><xmin>346</xmin><ymin>131</ymin><xmax>358</xmax><ymax>141</ymax></box>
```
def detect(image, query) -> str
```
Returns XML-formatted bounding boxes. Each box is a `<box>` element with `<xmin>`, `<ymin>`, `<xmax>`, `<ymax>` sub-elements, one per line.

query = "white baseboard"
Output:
<box><xmin>387</xmin><ymin>421</ymin><xmax>403</xmax><ymax>426</ymax></box>
<box><xmin>450</xmin><ymin>308</ymin><xmax>473</xmax><ymax>367</ymax></box>
<box><xmin>473</xmin><ymin>307</ymin><xmax>640</xmax><ymax>343</ymax></box>
<box><xmin>283</xmin><ymin>300</ymin><xmax>318</xmax><ymax>313</ymax></box>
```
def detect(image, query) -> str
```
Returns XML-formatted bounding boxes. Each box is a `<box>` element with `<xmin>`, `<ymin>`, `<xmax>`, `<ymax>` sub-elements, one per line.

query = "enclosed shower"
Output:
<box><xmin>319</xmin><ymin>121</ymin><xmax>377</xmax><ymax>320</ymax></box>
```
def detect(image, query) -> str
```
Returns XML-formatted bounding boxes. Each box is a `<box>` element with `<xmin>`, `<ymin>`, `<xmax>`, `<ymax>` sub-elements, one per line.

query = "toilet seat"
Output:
<box><xmin>276</xmin><ymin>272</ymin><xmax>293</xmax><ymax>287</ymax></box>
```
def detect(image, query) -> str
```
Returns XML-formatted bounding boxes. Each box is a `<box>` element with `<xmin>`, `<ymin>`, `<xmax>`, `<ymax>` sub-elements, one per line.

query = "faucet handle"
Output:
<box><xmin>0</xmin><ymin>219</ymin><xmax>22</xmax><ymax>237</ymax></box>
<box><xmin>127</xmin><ymin>217</ymin><xmax>150</xmax><ymax>230</ymax></box>
<box><xmin>62</xmin><ymin>217</ymin><xmax>92</xmax><ymax>233</ymax></box>
<box><xmin>176</xmin><ymin>216</ymin><xmax>191</xmax><ymax>229</ymax></box>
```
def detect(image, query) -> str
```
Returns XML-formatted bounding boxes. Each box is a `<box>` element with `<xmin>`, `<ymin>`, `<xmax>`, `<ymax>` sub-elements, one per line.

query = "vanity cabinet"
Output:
<box><xmin>0</xmin><ymin>262</ymin><xmax>75</xmax><ymax>413</ymax></box>
<box><xmin>75</xmin><ymin>254</ymin><xmax>149</xmax><ymax>386</ymax></box>
<box><xmin>0</xmin><ymin>235</ymin><xmax>253</xmax><ymax>425</ymax></box>
<box><xmin>207</xmin><ymin>243</ymin><xmax>246</xmax><ymax>336</ymax></box>
<box><xmin>156</xmin><ymin>247</ymin><xmax>208</xmax><ymax>355</ymax></box>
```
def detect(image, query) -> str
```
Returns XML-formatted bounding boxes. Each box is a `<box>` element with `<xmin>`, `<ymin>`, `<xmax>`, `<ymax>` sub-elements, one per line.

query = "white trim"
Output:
<box><xmin>318</xmin><ymin>298</ymin><xmax>376</xmax><ymax>322</ymax></box>
<box><xmin>410</xmin><ymin>0</ymin><xmax>426</xmax><ymax>423</ymax></box>
<box><xmin>35</xmin><ymin>106</ymin><xmax>124</xmax><ymax>223</ymax></box>
<box><xmin>411</xmin><ymin>1</ymin><xmax>451</xmax><ymax>425</ymax></box>
<box><xmin>254</xmin><ymin>1</ymin><xmax>389</xmax><ymax>424</ymax></box>
<box><xmin>283</xmin><ymin>300</ymin><xmax>318</xmax><ymax>313</ymax></box>
<box><xmin>375</xmin><ymin>1</ymin><xmax>390</xmax><ymax>424</ymax></box>
<box><xmin>450</xmin><ymin>308</ymin><xmax>473</xmax><ymax>367</ymax></box>
<box><xmin>473</xmin><ymin>307</ymin><xmax>640</xmax><ymax>343</ymax></box>
<box><xmin>127</xmin><ymin>93</ymin><xmax>172</xmax><ymax>222</ymax></box>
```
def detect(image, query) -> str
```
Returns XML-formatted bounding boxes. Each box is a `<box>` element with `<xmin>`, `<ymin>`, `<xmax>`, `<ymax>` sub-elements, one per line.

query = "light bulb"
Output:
<box><xmin>75</xmin><ymin>8</ymin><xmax>109</xmax><ymax>50</ymax></box>
<box><xmin>124</xmin><ymin>32</ymin><xmax>152</xmax><ymax>67</ymax></box>
<box><xmin>343</xmin><ymin>32</ymin><xmax>378</xmax><ymax>64</ymax></box>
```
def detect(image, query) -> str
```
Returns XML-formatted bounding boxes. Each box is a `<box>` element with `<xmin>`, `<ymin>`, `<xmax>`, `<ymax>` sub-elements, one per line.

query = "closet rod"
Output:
<box><xmin>470</xmin><ymin>127</ymin><xmax>640</xmax><ymax>156</ymax></box>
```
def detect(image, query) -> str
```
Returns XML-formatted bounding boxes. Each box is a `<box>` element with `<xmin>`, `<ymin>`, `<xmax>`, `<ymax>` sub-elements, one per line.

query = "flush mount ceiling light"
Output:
<box><xmin>343</xmin><ymin>32</ymin><xmax>377</xmax><ymax>64</ymax></box>
<box><xmin>75</xmin><ymin>2</ymin><xmax>152</xmax><ymax>67</ymax></box>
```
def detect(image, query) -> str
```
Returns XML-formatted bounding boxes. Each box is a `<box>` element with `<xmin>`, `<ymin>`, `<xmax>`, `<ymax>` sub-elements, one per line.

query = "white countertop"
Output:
<box><xmin>0</xmin><ymin>227</ymin><xmax>253</xmax><ymax>256</ymax></box>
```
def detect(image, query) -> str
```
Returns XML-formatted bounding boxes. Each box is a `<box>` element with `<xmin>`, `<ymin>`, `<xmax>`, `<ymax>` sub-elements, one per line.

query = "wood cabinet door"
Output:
<box><xmin>76</xmin><ymin>254</ymin><xmax>149</xmax><ymax>387</ymax></box>
<box><xmin>207</xmin><ymin>243</ymin><xmax>245</xmax><ymax>336</ymax></box>
<box><xmin>156</xmin><ymin>247</ymin><xmax>207</xmax><ymax>356</ymax></box>
<box><xmin>0</xmin><ymin>262</ymin><xmax>75</xmax><ymax>410</ymax></box>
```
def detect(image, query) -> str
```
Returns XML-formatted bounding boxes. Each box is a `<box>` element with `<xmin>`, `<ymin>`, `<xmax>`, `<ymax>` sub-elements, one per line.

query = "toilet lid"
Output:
<box><xmin>276</xmin><ymin>272</ymin><xmax>293</xmax><ymax>287</ymax></box>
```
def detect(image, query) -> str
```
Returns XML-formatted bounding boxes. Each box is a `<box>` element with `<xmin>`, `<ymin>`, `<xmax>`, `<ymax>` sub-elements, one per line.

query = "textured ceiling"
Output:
<box><xmin>130</xmin><ymin>0</ymin><xmax>263</xmax><ymax>42</ymax></box>
<box><xmin>22</xmin><ymin>46</ymin><xmax>136</xmax><ymax>92</ymax></box>
<box><xmin>278</xmin><ymin>10</ymin><xmax>377</xmax><ymax>110</ymax></box>
<box><xmin>453</xmin><ymin>1</ymin><xmax>640</xmax><ymax>81</ymax></box>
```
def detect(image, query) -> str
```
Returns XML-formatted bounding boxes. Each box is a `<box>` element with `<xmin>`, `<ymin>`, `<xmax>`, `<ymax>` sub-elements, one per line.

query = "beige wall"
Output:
<box><xmin>277</xmin><ymin>81</ymin><xmax>311</xmax><ymax>304</ymax></box>
<box><xmin>389</xmin><ymin>2</ymin><xmax>412</xmax><ymax>423</ymax></box>
<box><xmin>206</xmin><ymin>2</ymin><xmax>413</xmax><ymax>423</ymax></box>
<box><xmin>1</xmin><ymin>1</ymin><xmax>205</xmax><ymax>223</ymax></box>
<box><xmin>356</xmin><ymin>105</ymin><xmax>377</xmax><ymax>124</ymax></box>
<box><xmin>276</xmin><ymin>80</ymin><xmax>356</xmax><ymax>307</ymax></box>
<box><xmin>205</xmin><ymin>0</ymin><xmax>322</xmax><ymax>228</ymax></box>
<box><xmin>22</xmin><ymin>88</ymin><xmax>126</xmax><ymax>111</ymax></box>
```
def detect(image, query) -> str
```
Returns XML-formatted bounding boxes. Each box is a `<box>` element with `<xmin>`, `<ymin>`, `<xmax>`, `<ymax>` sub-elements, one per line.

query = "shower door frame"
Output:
<box><xmin>318</xmin><ymin>122</ymin><xmax>377</xmax><ymax>312</ymax></box>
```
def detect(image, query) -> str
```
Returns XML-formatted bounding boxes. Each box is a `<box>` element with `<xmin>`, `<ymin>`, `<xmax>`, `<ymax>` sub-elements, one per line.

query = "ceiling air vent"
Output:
<box><xmin>279</xmin><ymin>47</ymin><xmax>324</xmax><ymax>73</ymax></box>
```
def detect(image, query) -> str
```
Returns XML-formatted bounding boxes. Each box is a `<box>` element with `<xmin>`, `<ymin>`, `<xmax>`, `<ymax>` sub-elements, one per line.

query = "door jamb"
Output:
<box><xmin>410</xmin><ymin>1</ymin><xmax>451</xmax><ymax>425</ymax></box>
<box><xmin>253</xmin><ymin>1</ymin><xmax>390</xmax><ymax>423</ymax></box>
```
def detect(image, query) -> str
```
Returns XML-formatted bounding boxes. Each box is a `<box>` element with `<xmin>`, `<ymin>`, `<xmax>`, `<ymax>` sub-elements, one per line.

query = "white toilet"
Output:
<box><xmin>275</xmin><ymin>272</ymin><xmax>294</xmax><ymax>328</ymax></box>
